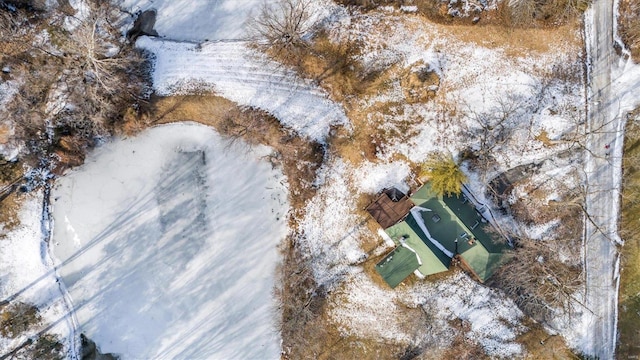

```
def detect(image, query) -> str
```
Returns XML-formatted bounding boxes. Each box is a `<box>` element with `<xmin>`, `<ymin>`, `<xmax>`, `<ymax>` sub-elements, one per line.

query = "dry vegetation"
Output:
<box><xmin>618</xmin><ymin>0</ymin><xmax>640</xmax><ymax>61</ymax></box>
<box><xmin>618</xmin><ymin>115</ymin><xmax>640</xmax><ymax>359</ymax></box>
<box><xmin>0</xmin><ymin>301</ymin><xmax>64</xmax><ymax>359</ymax></box>
<box><xmin>516</xmin><ymin>319</ymin><xmax>577</xmax><ymax>359</ymax></box>
<box><xmin>0</xmin><ymin>1</ymin><xmax>149</xmax><ymax>355</ymax></box>
<box><xmin>0</xmin><ymin>302</ymin><xmax>39</xmax><ymax>338</ymax></box>
<box><xmin>335</xmin><ymin>0</ymin><xmax>589</xmax><ymax>27</ymax></box>
<box><xmin>0</xmin><ymin>158</ymin><xmax>25</xmax><ymax>236</ymax></box>
<box><xmin>248</xmin><ymin>0</ymin><xmax>585</xmax><ymax>357</ymax></box>
<box><xmin>493</xmin><ymin>238</ymin><xmax>584</xmax><ymax>322</ymax></box>
<box><xmin>1</xmin><ymin>0</ymin><xmax>150</xmax><ymax>175</ymax></box>
<box><xmin>488</xmin><ymin>164</ymin><xmax>585</xmax><ymax>322</ymax></box>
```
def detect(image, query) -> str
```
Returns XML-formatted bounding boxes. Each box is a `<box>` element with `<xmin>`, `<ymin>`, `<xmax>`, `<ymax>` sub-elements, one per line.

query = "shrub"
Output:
<box><xmin>420</xmin><ymin>151</ymin><xmax>467</xmax><ymax>197</ymax></box>
<box><xmin>0</xmin><ymin>302</ymin><xmax>40</xmax><ymax>338</ymax></box>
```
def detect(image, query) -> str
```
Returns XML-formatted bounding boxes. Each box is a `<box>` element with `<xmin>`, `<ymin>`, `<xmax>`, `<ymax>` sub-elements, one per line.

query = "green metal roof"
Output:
<box><xmin>408</xmin><ymin>183</ymin><xmax>508</xmax><ymax>282</ymax></box>
<box><xmin>385</xmin><ymin>217</ymin><xmax>450</xmax><ymax>277</ymax></box>
<box><xmin>441</xmin><ymin>194</ymin><xmax>506</xmax><ymax>254</ymax></box>
<box><xmin>458</xmin><ymin>243</ymin><xmax>509</xmax><ymax>282</ymax></box>
<box><xmin>376</xmin><ymin>183</ymin><xmax>508</xmax><ymax>286</ymax></box>
<box><xmin>375</xmin><ymin>245</ymin><xmax>421</xmax><ymax>289</ymax></box>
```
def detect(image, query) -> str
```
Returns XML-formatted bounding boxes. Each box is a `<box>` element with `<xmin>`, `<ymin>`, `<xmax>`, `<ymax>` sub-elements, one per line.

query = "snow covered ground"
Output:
<box><xmin>119</xmin><ymin>0</ymin><xmax>336</xmax><ymax>42</ymax></box>
<box><xmin>50</xmin><ymin>123</ymin><xmax>289</xmax><ymax>359</ymax></box>
<box><xmin>137</xmin><ymin>38</ymin><xmax>349</xmax><ymax>141</ymax></box>
<box><xmin>294</xmin><ymin>8</ymin><xmax>586</xmax><ymax>357</ymax></box>
<box><xmin>330</xmin><ymin>271</ymin><xmax>525</xmax><ymax>358</ymax></box>
<box><xmin>0</xmin><ymin>191</ymin><xmax>75</xmax><ymax>356</ymax></box>
<box><xmin>119</xmin><ymin>0</ymin><xmax>261</xmax><ymax>42</ymax></box>
<box><xmin>334</xmin><ymin>9</ymin><xmax>584</xmax><ymax>173</ymax></box>
<box><xmin>0</xmin><ymin>79</ymin><xmax>21</xmax><ymax>160</ymax></box>
<box><xmin>124</xmin><ymin>0</ymin><xmax>350</xmax><ymax>142</ymax></box>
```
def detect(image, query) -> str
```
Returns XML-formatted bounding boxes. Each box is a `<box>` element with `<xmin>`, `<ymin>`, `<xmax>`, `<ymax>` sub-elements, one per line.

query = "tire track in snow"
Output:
<box><xmin>42</xmin><ymin>184</ymin><xmax>80</xmax><ymax>360</ymax></box>
<box><xmin>137</xmin><ymin>37</ymin><xmax>350</xmax><ymax>142</ymax></box>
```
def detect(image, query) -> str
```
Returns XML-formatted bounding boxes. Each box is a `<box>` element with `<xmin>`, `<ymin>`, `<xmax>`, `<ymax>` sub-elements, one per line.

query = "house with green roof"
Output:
<box><xmin>370</xmin><ymin>184</ymin><xmax>509</xmax><ymax>288</ymax></box>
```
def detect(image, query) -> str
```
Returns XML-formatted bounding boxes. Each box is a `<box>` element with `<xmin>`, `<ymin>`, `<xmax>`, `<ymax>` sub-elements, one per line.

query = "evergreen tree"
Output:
<box><xmin>420</xmin><ymin>152</ymin><xmax>467</xmax><ymax>197</ymax></box>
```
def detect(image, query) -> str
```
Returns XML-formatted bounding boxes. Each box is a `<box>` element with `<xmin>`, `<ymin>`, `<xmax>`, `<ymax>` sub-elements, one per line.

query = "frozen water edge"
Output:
<box><xmin>50</xmin><ymin>122</ymin><xmax>289</xmax><ymax>359</ymax></box>
<box><xmin>0</xmin><ymin>190</ymin><xmax>76</xmax><ymax>358</ymax></box>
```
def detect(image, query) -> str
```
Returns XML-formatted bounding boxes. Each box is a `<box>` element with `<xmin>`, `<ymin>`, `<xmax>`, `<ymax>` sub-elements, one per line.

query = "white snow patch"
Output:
<box><xmin>331</xmin><ymin>271</ymin><xmax>526</xmax><ymax>357</ymax></box>
<box><xmin>0</xmin><ymin>192</ymin><xmax>73</xmax><ymax>356</ymax></box>
<box><xmin>0</xmin><ymin>80</ymin><xmax>19</xmax><ymax>108</ymax></box>
<box><xmin>0</xmin><ymin>79</ymin><xmax>21</xmax><ymax>159</ymax></box>
<box><xmin>137</xmin><ymin>37</ymin><xmax>349</xmax><ymax>142</ymax></box>
<box><xmin>300</xmin><ymin>159</ymin><xmax>366</xmax><ymax>287</ymax></box>
<box><xmin>406</xmin><ymin>272</ymin><xmax>525</xmax><ymax>358</ymax></box>
<box><xmin>354</xmin><ymin>160</ymin><xmax>411</xmax><ymax>194</ymax></box>
<box><xmin>64</xmin><ymin>0</ymin><xmax>90</xmax><ymax>31</ymax></box>
<box><xmin>120</xmin><ymin>0</ymin><xmax>338</xmax><ymax>42</ymax></box>
<box><xmin>400</xmin><ymin>5</ymin><xmax>419</xmax><ymax>12</ymax></box>
<box><xmin>50</xmin><ymin>122</ymin><xmax>289</xmax><ymax>359</ymax></box>
<box><xmin>377</xmin><ymin>228</ymin><xmax>395</xmax><ymax>248</ymax></box>
<box><xmin>330</xmin><ymin>272</ymin><xmax>415</xmax><ymax>343</ymax></box>
<box><xmin>525</xmin><ymin>219</ymin><xmax>560</xmax><ymax>240</ymax></box>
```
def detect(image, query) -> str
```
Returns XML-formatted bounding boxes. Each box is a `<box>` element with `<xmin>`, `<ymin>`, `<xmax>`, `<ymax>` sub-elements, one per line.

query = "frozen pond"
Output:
<box><xmin>51</xmin><ymin>123</ymin><xmax>288</xmax><ymax>359</ymax></box>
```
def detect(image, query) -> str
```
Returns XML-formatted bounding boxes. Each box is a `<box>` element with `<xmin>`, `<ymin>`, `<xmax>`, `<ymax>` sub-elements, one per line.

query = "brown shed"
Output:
<box><xmin>366</xmin><ymin>188</ymin><xmax>414</xmax><ymax>229</ymax></box>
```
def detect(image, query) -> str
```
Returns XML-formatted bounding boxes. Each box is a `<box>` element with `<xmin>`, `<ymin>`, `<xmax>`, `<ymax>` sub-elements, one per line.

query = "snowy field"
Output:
<box><xmin>50</xmin><ymin>123</ymin><xmax>289</xmax><ymax>359</ymax></box>
<box><xmin>125</xmin><ymin>0</ymin><xmax>350</xmax><ymax>142</ymax></box>
<box><xmin>0</xmin><ymin>192</ymin><xmax>75</xmax><ymax>356</ymax></box>
<box><xmin>120</xmin><ymin>0</ymin><xmax>260</xmax><ymax>42</ymax></box>
<box><xmin>137</xmin><ymin>38</ymin><xmax>349</xmax><ymax>141</ymax></box>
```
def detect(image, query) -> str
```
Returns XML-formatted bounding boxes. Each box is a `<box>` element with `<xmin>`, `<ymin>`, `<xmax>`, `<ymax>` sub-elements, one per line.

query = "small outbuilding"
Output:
<box><xmin>365</xmin><ymin>188</ymin><xmax>414</xmax><ymax>229</ymax></box>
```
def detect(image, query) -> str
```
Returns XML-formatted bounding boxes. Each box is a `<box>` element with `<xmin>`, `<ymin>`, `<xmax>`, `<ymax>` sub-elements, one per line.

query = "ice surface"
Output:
<box><xmin>51</xmin><ymin>123</ymin><xmax>289</xmax><ymax>359</ymax></box>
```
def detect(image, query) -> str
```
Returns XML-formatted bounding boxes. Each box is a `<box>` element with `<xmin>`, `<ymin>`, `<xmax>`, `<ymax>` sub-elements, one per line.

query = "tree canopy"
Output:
<box><xmin>420</xmin><ymin>152</ymin><xmax>467</xmax><ymax>197</ymax></box>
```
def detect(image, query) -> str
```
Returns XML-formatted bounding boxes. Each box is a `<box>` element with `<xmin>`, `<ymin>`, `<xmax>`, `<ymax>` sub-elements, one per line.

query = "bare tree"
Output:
<box><xmin>492</xmin><ymin>237</ymin><xmax>584</xmax><ymax>322</ymax></box>
<box><xmin>5</xmin><ymin>0</ymin><xmax>150</xmax><ymax>174</ymax></box>
<box><xmin>250</xmin><ymin>0</ymin><xmax>314</xmax><ymax>58</ymax></box>
<box><xmin>462</xmin><ymin>94</ymin><xmax>527</xmax><ymax>182</ymax></box>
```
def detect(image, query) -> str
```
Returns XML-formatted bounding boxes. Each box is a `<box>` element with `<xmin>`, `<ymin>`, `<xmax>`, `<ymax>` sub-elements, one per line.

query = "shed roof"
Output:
<box><xmin>385</xmin><ymin>217</ymin><xmax>451</xmax><ymax>277</ymax></box>
<box><xmin>366</xmin><ymin>189</ymin><xmax>414</xmax><ymax>229</ymax></box>
<box><xmin>375</xmin><ymin>245</ymin><xmax>421</xmax><ymax>289</ymax></box>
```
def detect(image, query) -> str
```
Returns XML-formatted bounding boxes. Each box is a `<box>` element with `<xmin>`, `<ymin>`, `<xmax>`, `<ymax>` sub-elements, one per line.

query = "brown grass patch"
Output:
<box><xmin>517</xmin><ymin>319</ymin><xmax>577</xmax><ymax>359</ymax></box>
<box><xmin>0</xmin><ymin>160</ymin><xmax>25</xmax><ymax>237</ymax></box>
<box><xmin>441</xmin><ymin>319</ymin><xmax>489</xmax><ymax>360</ymax></box>
<box><xmin>0</xmin><ymin>301</ymin><xmax>40</xmax><ymax>338</ymax></box>
<box><xmin>535</xmin><ymin>130</ymin><xmax>554</xmax><ymax>147</ymax></box>
<box><xmin>0</xmin><ymin>192</ymin><xmax>22</xmax><ymax>238</ymax></box>
<box><xmin>618</xmin><ymin>116</ymin><xmax>640</xmax><ymax>359</ymax></box>
<box><xmin>399</xmin><ymin>61</ymin><xmax>440</xmax><ymax>104</ymax></box>
<box><xmin>0</xmin><ymin>124</ymin><xmax>12</xmax><ymax>144</ymax></box>
<box><xmin>618</xmin><ymin>0</ymin><xmax>640</xmax><ymax>61</ymax></box>
<box><xmin>445</xmin><ymin>21</ymin><xmax>582</xmax><ymax>57</ymax></box>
